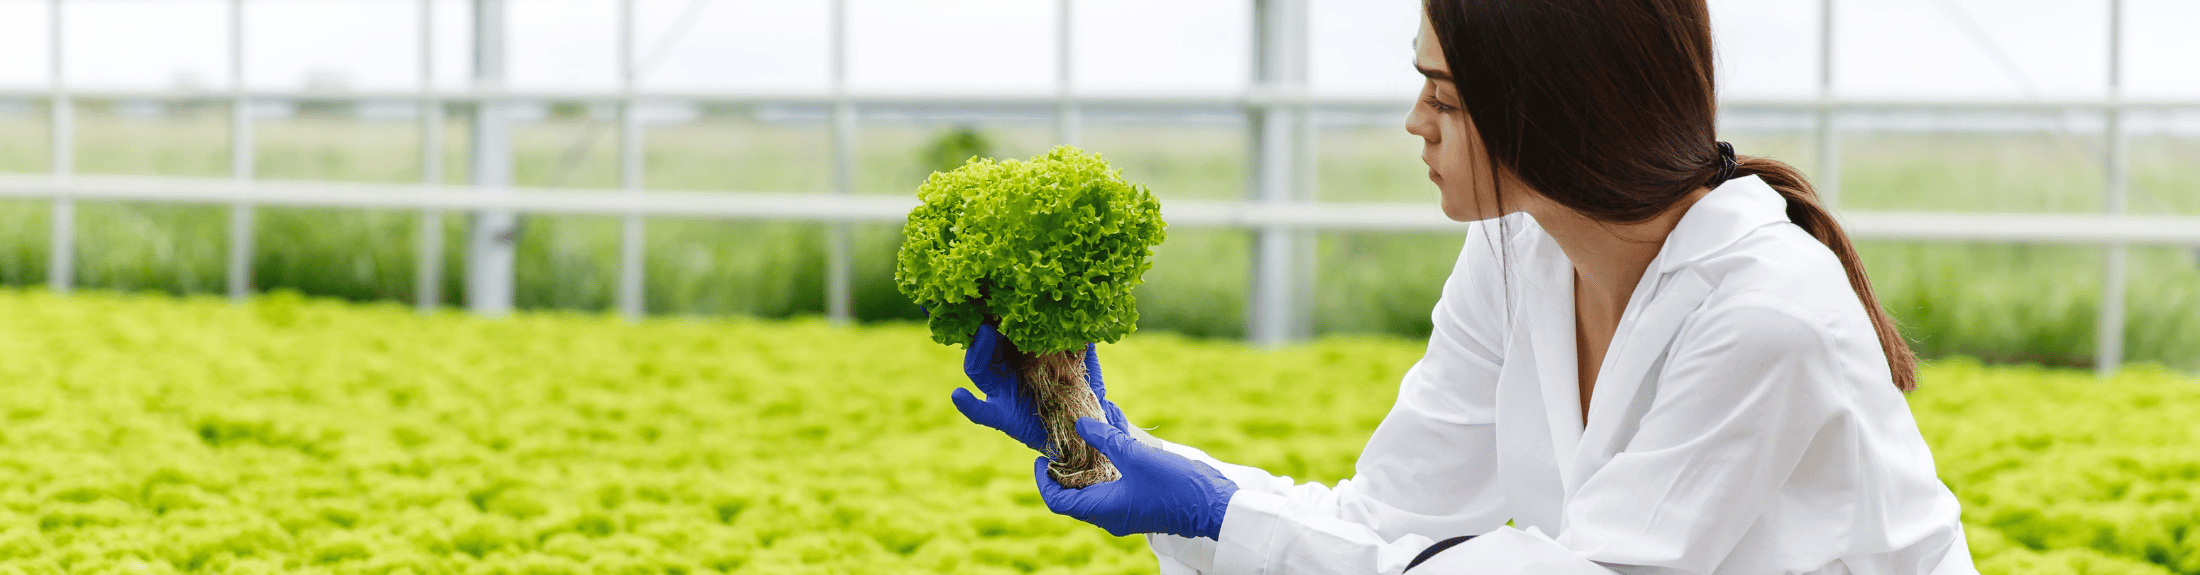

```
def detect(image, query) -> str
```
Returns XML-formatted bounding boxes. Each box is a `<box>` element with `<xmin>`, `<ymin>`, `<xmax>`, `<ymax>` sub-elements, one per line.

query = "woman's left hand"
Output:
<box><xmin>951</xmin><ymin>323</ymin><xmax>1130</xmax><ymax>454</ymax></box>
<box><xmin>1035</xmin><ymin>418</ymin><xmax>1239</xmax><ymax>540</ymax></box>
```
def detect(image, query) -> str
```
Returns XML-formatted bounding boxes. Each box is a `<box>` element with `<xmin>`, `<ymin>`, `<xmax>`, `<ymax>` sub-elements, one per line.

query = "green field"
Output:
<box><xmin>0</xmin><ymin>111</ymin><xmax>2197</xmax><ymax>370</ymax></box>
<box><xmin>0</xmin><ymin>290</ymin><xmax>2193</xmax><ymax>574</ymax></box>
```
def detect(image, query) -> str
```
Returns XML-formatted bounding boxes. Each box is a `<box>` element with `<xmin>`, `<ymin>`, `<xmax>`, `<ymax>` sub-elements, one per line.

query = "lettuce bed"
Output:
<box><xmin>0</xmin><ymin>290</ymin><xmax>2190</xmax><ymax>574</ymax></box>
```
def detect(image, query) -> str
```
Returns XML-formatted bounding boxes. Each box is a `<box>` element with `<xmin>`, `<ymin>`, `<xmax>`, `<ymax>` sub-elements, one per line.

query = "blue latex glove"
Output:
<box><xmin>951</xmin><ymin>323</ymin><xmax>1130</xmax><ymax>454</ymax></box>
<box><xmin>1036</xmin><ymin>418</ymin><xmax>1239</xmax><ymax>540</ymax></box>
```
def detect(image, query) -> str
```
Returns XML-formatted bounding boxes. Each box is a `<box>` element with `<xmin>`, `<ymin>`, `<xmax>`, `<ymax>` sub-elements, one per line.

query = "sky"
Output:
<box><xmin>0</xmin><ymin>0</ymin><xmax>2196</xmax><ymax>100</ymax></box>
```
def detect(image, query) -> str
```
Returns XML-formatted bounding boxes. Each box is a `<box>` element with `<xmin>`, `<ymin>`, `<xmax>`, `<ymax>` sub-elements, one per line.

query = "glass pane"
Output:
<box><xmin>848</xmin><ymin>0</ymin><xmax>1054</xmax><ymax>92</ymax></box>
<box><xmin>509</xmin><ymin>0</ymin><xmax>618</xmax><ymax>90</ymax></box>
<box><xmin>74</xmin><ymin>100</ymin><xmax>231</xmax><ymax>178</ymax></box>
<box><xmin>245</xmin><ymin>0</ymin><xmax>422</xmax><ymax>91</ymax></box>
<box><xmin>646</xmin><ymin>220</ymin><xmax>826</xmax><ymax>318</ymax></box>
<box><xmin>0</xmin><ymin>199</ymin><xmax>51</xmax><ymax>287</ymax></box>
<box><xmin>1080</xmin><ymin>107</ymin><xmax>1246</xmax><ymax>200</ymax></box>
<box><xmin>1309</xmin><ymin>0</ymin><xmax>1418</xmax><ymax>96</ymax></box>
<box><xmin>1313</xmin><ymin>231</ymin><xmax>1455</xmax><ymax>338</ymax></box>
<box><xmin>1837</xmin><ymin>110</ymin><xmax>2107</xmax><ymax>213</ymax></box>
<box><xmin>71</xmin><ymin>202</ymin><xmax>226</xmax><ymax>295</ymax></box>
<box><xmin>1718</xmin><ymin>109</ymin><xmax>1820</xmax><ymax>179</ymax></box>
<box><xmin>2121</xmin><ymin>0</ymin><xmax>2200</xmax><ymax>98</ymax></box>
<box><xmin>515</xmin><ymin>214</ymin><xmax>619</xmax><ymax>312</ymax></box>
<box><xmin>64</xmin><ymin>0</ymin><xmax>229</xmax><ymax>91</ymax></box>
<box><xmin>1833</xmin><ymin>0</ymin><xmax>2108</xmax><ymax>99</ymax></box>
<box><xmin>1707</xmin><ymin>0</ymin><xmax>1822</xmax><ymax>99</ymax></box>
<box><xmin>0</xmin><ymin>101</ymin><xmax>50</xmax><ymax>174</ymax></box>
<box><xmin>510</xmin><ymin>100</ymin><xmax>621</xmax><ymax>189</ymax></box>
<box><xmin>255</xmin><ymin>207</ymin><xmax>424</xmax><ymax>302</ymax></box>
<box><xmin>254</xmin><ymin>108</ymin><xmax>423</xmax><ymax>184</ymax></box>
<box><xmin>1138</xmin><ymin>229</ymin><xmax>1248</xmax><ymax>340</ymax></box>
<box><xmin>0</xmin><ymin>1</ymin><xmax>49</xmax><ymax>90</ymax></box>
<box><xmin>1854</xmin><ymin>242</ymin><xmax>2200</xmax><ymax>370</ymax></box>
<box><xmin>2123</xmin><ymin>246</ymin><xmax>2200</xmax><ymax>371</ymax></box>
<box><xmin>643</xmin><ymin>103</ymin><xmax>831</xmax><ymax>193</ymax></box>
<box><xmin>851</xmin><ymin>222</ymin><xmax>919</xmax><ymax>321</ymax></box>
<box><xmin>1315</xmin><ymin>108</ymin><xmax>1421</xmax><ymax>204</ymax></box>
<box><xmin>641</xmin><ymin>0</ymin><xmax>828</xmax><ymax>91</ymax></box>
<box><xmin>1072</xmin><ymin>0</ymin><xmax>1249</xmax><ymax>93</ymax></box>
<box><xmin>855</xmin><ymin>108</ymin><xmax>1055</xmax><ymax>196</ymax></box>
<box><xmin>2126</xmin><ymin>108</ymin><xmax>2200</xmax><ymax>216</ymax></box>
<box><xmin>1861</xmin><ymin>242</ymin><xmax>2101</xmax><ymax>366</ymax></box>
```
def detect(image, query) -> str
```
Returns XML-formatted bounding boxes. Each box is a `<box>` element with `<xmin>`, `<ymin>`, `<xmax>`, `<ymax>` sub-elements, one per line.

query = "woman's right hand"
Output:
<box><xmin>951</xmin><ymin>323</ymin><xmax>1130</xmax><ymax>454</ymax></box>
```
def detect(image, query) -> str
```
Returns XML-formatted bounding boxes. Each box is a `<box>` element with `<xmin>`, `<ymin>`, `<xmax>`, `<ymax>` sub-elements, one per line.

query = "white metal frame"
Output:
<box><xmin>2099</xmin><ymin>0</ymin><xmax>2129</xmax><ymax>378</ymax></box>
<box><xmin>9</xmin><ymin>0</ymin><xmax>2192</xmax><ymax>373</ymax></box>
<box><xmin>416</xmin><ymin>0</ymin><xmax>445</xmax><ymax>313</ymax></box>
<box><xmin>466</xmin><ymin>0</ymin><xmax>517</xmax><ymax>316</ymax></box>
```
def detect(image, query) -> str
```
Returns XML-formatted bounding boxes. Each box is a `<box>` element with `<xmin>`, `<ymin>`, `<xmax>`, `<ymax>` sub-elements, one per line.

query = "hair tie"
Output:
<box><xmin>1710</xmin><ymin>141</ymin><xmax>1738</xmax><ymax>187</ymax></box>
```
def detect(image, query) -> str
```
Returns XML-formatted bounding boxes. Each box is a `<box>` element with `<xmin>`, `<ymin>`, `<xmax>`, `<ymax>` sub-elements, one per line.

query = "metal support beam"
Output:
<box><xmin>47</xmin><ymin>0</ymin><xmax>72</xmax><ymax>295</ymax></box>
<box><xmin>1815</xmin><ymin>0</ymin><xmax>1840</xmax><ymax>208</ymax></box>
<box><xmin>617</xmin><ymin>0</ymin><xmax>647</xmax><ymax>321</ymax></box>
<box><xmin>467</xmin><ymin>0</ymin><xmax>518</xmax><ymax>316</ymax></box>
<box><xmin>1248</xmin><ymin>0</ymin><xmax>1313</xmax><ymax>345</ymax></box>
<box><xmin>825</xmin><ymin>0</ymin><xmax>854</xmax><ymax>324</ymax></box>
<box><xmin>1055</xmin><ymin>0</ymin><xmax>1079</xmax><ymax>146</ymax></box>
<box><xmin>228</xmin><ymin>0</ymin><xmax>255</xmax><ymax>302</ymax></box>
<box><xmin>2097</xmin><ymin>0</ymin><xmax>2126</xmax><ymax>377</ymax></box>
<box><xmin>417</xmin><ymin>0</ymin><xmax>445</xmax><ymax>313</ymax></box>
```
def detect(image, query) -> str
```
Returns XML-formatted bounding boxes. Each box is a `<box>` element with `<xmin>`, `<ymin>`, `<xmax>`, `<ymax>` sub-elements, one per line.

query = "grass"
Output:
<box><xmin>0</xmin><ymin>110</ymin><xmax>2196</xmax><ymax>370</ymax></box>
<box><xmin>0</xmin><ymin>290</ymin><xmax>2192</xmax><ymax>574</ymax></box>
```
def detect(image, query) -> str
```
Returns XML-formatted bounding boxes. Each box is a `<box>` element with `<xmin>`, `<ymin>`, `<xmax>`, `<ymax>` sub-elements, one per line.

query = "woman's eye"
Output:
<box><xmin>1421</xmin><ymin>95</ymin><xmax>1454</xmax><ymax>113</ymax></box>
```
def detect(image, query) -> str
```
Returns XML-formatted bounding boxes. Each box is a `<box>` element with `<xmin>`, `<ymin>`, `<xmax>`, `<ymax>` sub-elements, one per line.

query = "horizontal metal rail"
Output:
<box><xmin>3</xmin><ymin>87</ymin><xmax>2197</xmax><ymax>112</ymax></box>
<box><xmin>4</xmin><ymin>174</ymin><xmax>2197</xmax><ymax>243</ymax></box>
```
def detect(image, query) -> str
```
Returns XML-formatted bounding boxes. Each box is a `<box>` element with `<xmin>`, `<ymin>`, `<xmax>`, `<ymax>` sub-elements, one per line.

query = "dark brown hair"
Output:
<box><xmin>1425</xmin><ymin>0</ymin><xmax>1917</xmax><ymax>391</ymax></box>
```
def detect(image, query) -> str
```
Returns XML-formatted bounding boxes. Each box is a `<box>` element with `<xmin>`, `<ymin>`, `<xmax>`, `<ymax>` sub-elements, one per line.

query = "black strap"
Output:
<box><xmin>1403</xmin><ymin>535</ymin><xmax>1476</xmax><ymax>572</ymax></box>
<box><xmin>1709</xmin><ymin>140</ymin><xmax>1738</xmax><ymax>188</ymax></box>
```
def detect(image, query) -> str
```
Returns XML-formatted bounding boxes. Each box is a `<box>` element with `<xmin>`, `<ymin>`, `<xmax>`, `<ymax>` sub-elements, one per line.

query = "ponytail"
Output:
<box><xmin>1735</xmin><ymin>156</ymin><xmax>1919</xmax><ymax>392</ymax></box>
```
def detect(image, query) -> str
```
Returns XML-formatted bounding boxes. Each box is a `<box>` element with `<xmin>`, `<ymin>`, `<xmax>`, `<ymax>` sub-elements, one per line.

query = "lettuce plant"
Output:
<box><xmin>895</xmin><ymin>145</ymin><xmax>1167</xmax><ymax>486</ymax></box>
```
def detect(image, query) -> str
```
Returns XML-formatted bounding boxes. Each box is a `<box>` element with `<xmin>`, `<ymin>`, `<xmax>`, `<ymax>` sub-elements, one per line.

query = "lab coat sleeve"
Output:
<box><xmin>1437</xmin><ymin>293</ymin><xmax>1849</xmax><ymax>574</ymax></box>
<box><xmin>1147</xmin><ymin>224</ymin><xmax>1516</xmax><ymax>574</ymax></box>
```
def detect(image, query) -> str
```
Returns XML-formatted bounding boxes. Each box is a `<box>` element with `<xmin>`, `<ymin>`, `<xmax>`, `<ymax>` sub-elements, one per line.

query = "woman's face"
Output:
<box><xmin>1405</xmin><ymin>16</ymin><xmax>1516</xmax><ymax>222</ymax></box>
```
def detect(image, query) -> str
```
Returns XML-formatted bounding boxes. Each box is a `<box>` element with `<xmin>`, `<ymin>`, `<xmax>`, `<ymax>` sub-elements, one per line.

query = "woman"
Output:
<box><xmin>951</xmin><ymin>0</ymin><xmax>1975</xmax><ymax>573</ymax></box>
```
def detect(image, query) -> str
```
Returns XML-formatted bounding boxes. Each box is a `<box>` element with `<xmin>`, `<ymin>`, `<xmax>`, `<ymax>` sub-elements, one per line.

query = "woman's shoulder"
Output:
<box><xmin>1679</xmin><ymin>222</ymin><xmax>1893</xmax><ymax>385</ymax></box>
<box><xmin>1690</xmin><ymin>222</ymin><xmax>1862</xmax><ymax>322</ymax></box>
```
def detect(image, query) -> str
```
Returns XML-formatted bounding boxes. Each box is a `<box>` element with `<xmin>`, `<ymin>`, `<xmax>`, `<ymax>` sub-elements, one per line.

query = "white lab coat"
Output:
<box><xmin>1134</xmin><ymin>175</ymin><xmax>1976</xmax><ymax>575</ymax></box>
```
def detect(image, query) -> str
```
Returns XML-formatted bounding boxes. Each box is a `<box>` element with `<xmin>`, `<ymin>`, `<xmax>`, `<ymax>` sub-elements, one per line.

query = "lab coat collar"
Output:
<box><xmin>1526</xmin><ymin>175</ymin><xmax>1788</xmax><ymax>510</ymax></box>
<box><xmin>1519</xmin><ymin>232</ymin><xmax>1585</xmax><ymax>491</ymax></box>
<box><xmin>1652</xmin><ymin>174</ymin><xmax>1793</xmax><ymax>276</ymax></box>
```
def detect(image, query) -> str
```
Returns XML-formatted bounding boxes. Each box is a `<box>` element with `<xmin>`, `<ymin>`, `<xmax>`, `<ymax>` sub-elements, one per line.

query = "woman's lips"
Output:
<box><xmin>1428</xmin><ymin>169</ymin><xmax>1440</xmax><ymax>182</ymax></box>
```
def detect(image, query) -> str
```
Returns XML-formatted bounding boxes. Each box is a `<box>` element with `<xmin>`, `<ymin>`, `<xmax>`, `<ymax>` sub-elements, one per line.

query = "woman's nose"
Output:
<box><xmin>1404</xmin><ymin>109</ymin><xmax>1432</xmax><ymax>141</ymax></box>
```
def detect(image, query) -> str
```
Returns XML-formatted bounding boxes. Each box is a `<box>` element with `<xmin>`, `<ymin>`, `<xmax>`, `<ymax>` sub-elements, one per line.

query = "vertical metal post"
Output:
<box><xmin>825</xmin><ymin>0</ymin><xmax>854</xmax><ymax>324</ymax></box>
<box><xmin>2098</xmin><ymin>0</ymin><xmax>2126</xmax><ymax>377</ymax></box>
<box><xmin>227</xmin><ymin>0</ymin><xmax>255</xmax><ymax>302</ymax></box>
<box><xmin>1291</xmin><ymin>0</ymin><xmax>1319</xmax><ymax>336</ymax></box>
<box><xmin>467</xmin><ymin>0</ymin><xmax>517</xmax><ymax>316</ymax></box>
<box><xmin>47</xmin><ymin>0</ymin><xmax>72</xmax><ymax>295</ymax></box>
<box><xmin>616</xmin><ymin>0</ymin><xmax>646</xmax><ymax>321</ymax></box>
<box><xmin>1815</xmin><ymin>0</ymin><xmax>1840</xmax><ymax>209</ymax></box>
<box><xmin>1248</xmin><ymin>0</ymin><xmax>1312</xmax><ymax>345</ymax></box>
<box><xmin>416</xmin><ymin>0</ymin><xmax>445</xmax><ymax>312</ymax></box>
<box><xmin>1054</xmin><ymin>0</ymin><xmax>1079</xmax><ymax>146</ymax></box>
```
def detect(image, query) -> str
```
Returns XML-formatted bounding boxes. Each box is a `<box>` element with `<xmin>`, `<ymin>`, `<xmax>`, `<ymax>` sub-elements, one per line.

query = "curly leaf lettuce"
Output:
<box><xmin>895</xmin><ymin>146</ymin><xmax>1167</xmax><ymax>353</ymax></box>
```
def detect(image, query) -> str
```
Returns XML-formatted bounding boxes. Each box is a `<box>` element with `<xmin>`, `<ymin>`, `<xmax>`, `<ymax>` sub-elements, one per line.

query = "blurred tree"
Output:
<box><xmin>547</xmin><ymin>101</ymin><xmax>591</xmax><ymax>121</ymax></box>
<box><xmin>920</xmin><ymin>124</ymin><xmax>996</xmax><ymax>176</ymax></box>
<box><xmin>700</xmin><ymin>102</ymin><xmax>752</xmax><ymax>119</ymax></box>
